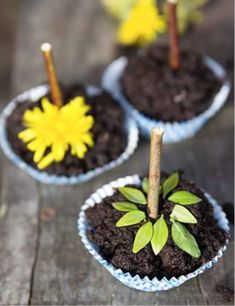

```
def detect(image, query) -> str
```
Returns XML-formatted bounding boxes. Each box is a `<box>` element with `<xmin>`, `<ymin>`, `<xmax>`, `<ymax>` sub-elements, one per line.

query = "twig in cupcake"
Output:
<box><xmin>147</xmin><ymin>127</ymin><xmax>164</xmax><ymax>219</ymax></box>
<box><xmin>41</xmin><ymin>42</ymin><xmax>63</xmax><ymax>107</ymax></box>
<box><xmin>114</xmin><ymin>126</ymin><xmax>202</xmax><ymax>256</ymax></box>
<box><xmin>167</xmin><ymin>0</ymin><xmax>180</xmax><ymax>71</ymax></box>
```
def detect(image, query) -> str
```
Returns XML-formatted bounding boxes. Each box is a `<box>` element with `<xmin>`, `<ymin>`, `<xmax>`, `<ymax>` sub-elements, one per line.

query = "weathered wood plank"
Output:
<box><xmin>4</xmin><ymin>0</ymin><xmax>234</xmax><ymax>305</ymax></box>
<box><xmin>0</xmin><ymin>0</ymin><xmax>19</xmax><ymax>109</ymax></box>
<box><xmin>198</xmin><ymin>243</ymin><xmax>234</xmax><ymax>305</ymax></box>
<box><xmin>0</xmin><ymin>161</ymin><xmax>38</xmax><ymax>305</ymax></box>
<box><xmin>11</xmin><ymin>0</ymin><xmax>117</xmax><ymax>93</ymax></box>
<box><xmin>0</xmin><ymin>1</ymin><xmax>39</xmax><ymax>305</ymax></box>
<box><xmin>30</xmin><ymin>184</ymin><xmax>117</xmax><ymax>305</ymax></box>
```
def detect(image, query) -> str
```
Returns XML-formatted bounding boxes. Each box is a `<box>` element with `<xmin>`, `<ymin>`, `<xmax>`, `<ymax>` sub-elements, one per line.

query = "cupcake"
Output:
<box><xmin>78</xmin><ymin>128</ymin><xmax>229</xmax><ymax>291</ymax></box>
<box><xmin>102</xmin><ymin>0</ymin><xmax>230</xmax><ymax>142</ymax></box>
<box><xmin>0</xmin><ymin>43</ymin><xmax>138</xmax><ymax>184</ymax></box>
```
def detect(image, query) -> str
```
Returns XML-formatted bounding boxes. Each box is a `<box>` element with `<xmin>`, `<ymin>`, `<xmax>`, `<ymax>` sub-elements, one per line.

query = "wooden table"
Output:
<box><xmin>0</xmin><ymin>0</ymin><xmax>234</xmax><ymax>305</ymax></box>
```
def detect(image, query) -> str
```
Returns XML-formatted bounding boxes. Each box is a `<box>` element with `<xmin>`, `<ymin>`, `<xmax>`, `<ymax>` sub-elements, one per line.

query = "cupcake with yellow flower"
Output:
<box><xmin>102</xmin><ymin>0</ymin><xmax>230</xmax><ymax>142</ymax></box>
<box><xmin>0</xmin><ymin>43</ymin><xmax>138</xmax><ymax>184</ymax></box>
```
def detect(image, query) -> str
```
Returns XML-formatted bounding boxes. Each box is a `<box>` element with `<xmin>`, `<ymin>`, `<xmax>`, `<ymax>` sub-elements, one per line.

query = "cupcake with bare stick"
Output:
<box><xmin>0</xmin><ymin>43</ymin><xmax>138</xmax><ymax>184</ymax></box>
<box><xmin>78</xmin><ymin>128</ymin><xmax>229</xmax><ymax>291</ymax></box>
<box><xmin>102</xmin><ymin>0</ymin><xmax>230</xmax><ymax>142</ymax></box>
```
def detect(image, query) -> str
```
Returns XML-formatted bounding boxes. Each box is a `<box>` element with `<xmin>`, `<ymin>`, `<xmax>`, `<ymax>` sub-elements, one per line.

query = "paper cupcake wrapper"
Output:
<box><xmin>78</xmin><ymin>175</ymin><xmax>230</xmax><ymax>292</ymax></box>
<box><xmin>102</xmin><ymin>56</ymin><xmax>231</xmax><ymax>142</ymax></box>
<box><xmin>0</xmin><ymin>85</ymin><xmax>139</xmax><ymax>185</ymax></box>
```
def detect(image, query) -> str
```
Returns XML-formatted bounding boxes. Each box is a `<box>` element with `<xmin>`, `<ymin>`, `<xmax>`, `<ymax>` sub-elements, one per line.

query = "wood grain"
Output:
<box><xmin>0</xmin><ymin>162</ymin><xmax>38</xmax><ymax>305</ymax></box>
<box><xmin>0</xmin><ymin>1</ymin><xmax>38</xmax><ymax>305</ymax></box>
<box><xmin>0</xmin><ymin>0</ymin><xmax>233</xmax><ymax>305</ymax></box>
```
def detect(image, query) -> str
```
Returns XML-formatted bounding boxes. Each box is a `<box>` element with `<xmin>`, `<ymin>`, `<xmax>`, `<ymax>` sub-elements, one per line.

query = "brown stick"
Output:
<box><xmin>167</xmin><ymin>0</ymin><xmax>180</xmax><ymax>71</ymax></box>
<box><xmin>41</xmin><ymin>43</ymin><xmax>63</xmax><ymax>107</ymax></box>
<box><xmin>147</xmin><ymin>127</ymin><xmax>164</xmax><ymax>219</ymax></box>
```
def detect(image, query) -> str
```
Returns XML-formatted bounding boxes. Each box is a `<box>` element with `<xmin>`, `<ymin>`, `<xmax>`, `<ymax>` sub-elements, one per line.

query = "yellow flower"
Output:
<box><xmin>18</xmin><ymin>96</ymin><xmax>95</xmax><ymax>170</ymax></box>
<box><xmin>101</xmin><ymin>0</ymin><xmax>138</xmax><ymax>20</ymax></box>
<box><xmin>117</xmin><ymin>0</ymin><xmax>166</xmax><ymax>46</ymax></box>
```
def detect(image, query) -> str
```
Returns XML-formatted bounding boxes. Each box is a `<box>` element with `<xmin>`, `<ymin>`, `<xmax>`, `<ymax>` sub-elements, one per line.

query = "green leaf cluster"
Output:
<box><xmin>118</xmin><ymin>187</ymin><xmax>147</xmax><ymax>204</ymax></box>
<box><xmin>174</xmin><ymin>0</ymin><xmax>209</xmax><ymax>33</ymax></box>
<box><xmin>114</xmin><ymin>186</ymin><xmax>147</xmax><ymax>227</ymax></box>
<box><xmin>171</xmin><ymin>220</ymin><xmax>201</xmax><ymax>258</ymax></box>
<box><xmin>112</xmin><ymin>173</ymin><xmax>202</xmax><ymax>258</ymax></box>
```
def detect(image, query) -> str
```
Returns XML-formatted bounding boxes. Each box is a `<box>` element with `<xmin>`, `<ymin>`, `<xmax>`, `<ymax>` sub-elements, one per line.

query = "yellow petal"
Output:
<box><xmin>33</xmin><ymin>145</ymin><xmax>47</xmax><ymax>163</ymax></box>
<box><xmin>71</xmin><ymin>147</ymin><xmax>76</xmax><ymax>155</ymax></box>
<box><xmin>117</xmin><ymin>0</ymin><xmax>166</xmax><ymax>46</ymax></box>
<box><xmin>69</xmin><ymin>96</ymin><xmax>85</xmax><ymax>105</ymax></box>
<box><xmin>41</xmin><ymin>97</ymin><xmax>58</xmax><ymax>113</ymax></box>
<box><xmin>27</xmin><ymin>139</ymin><xmax>41</xmax><ymax>151</ymax></box>
<box><xmin>18</xmin><ymin>129</ymin><xmax>36</xmax><ymax>142</ymax></box>
<box><xmin>82</xmin><ymin>133</ymin><xmax>94</xmax><ymax>147</ymax></box>
<box><xmin>23</xmin><ymin>107</ymin><xmax>42</xmax><ymax>123</ymax></box>
<box><xmin>74</xmin><ymin>143</ymin><xmax>87</xmax><ymax>159</ymax></box>
<box><xmin>51</xmin><ymin>143</ymin><xmax>66</xmax><ymax>161</ymax></box>
<box><xmin>37</xmin><ymin>153</ymin><xmax>54</xmax><ymax>170</ymax></box>
<box><xmin>74</xmin><ymin>116</ymin><xmax>94</xmax><ymax>131</ymax></box>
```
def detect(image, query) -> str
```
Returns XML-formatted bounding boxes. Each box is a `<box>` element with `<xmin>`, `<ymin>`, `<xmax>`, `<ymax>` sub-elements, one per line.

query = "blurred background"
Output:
<box><xmin>0</xmin><ymin>0</ymin><xmax>18</xmax><ymax>106</ymax></box>
<box><xmin>0</xmin><ymin>0</ymin><xmax>234</xmax><ymax>103</ymax></box>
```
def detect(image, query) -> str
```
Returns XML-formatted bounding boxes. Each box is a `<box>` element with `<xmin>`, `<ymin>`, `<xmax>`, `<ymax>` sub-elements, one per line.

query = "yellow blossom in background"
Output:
<box><xmin>101</xmin><ymin>0</ymin><xmax>208</xmax><ymax>45</ymax></box>
<box><xmin>101</xmin><ymin>0</ymin><xmax>138</xmax><ymax>20</ymax></box>
<box><xmin>18</xmin><ymin>97</ymin><xmax>94</xmax><ymax>170</ymax></box>
<box><xmin>117</xmin><ymin>0</ymin><xmax>166</xmax><ymax>46</ymax></box>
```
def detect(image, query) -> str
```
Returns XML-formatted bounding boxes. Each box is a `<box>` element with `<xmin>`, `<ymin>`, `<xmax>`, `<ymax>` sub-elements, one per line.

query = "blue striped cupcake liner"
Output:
<box><xmin>102</xmin><ymin>56</ymin><xmax>231</xmax><ymax>142</ymax></box>
<box><xmin>0</xmin><ymin>85</ymin><xmax>139</xmax><ymax>185</ymax></box>
<box><xmin>78</xmin><ymin>175</ymin><xmax>229</xmax><ymax>292</ymax></box>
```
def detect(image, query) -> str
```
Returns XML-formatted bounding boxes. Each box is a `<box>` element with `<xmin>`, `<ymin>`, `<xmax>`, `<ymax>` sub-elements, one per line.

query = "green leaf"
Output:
<box><xmin>142</xmin><ymin>178</ymin><xmax>162</xmax><ymax>194</ymax></box>
<box><xmin>133</xmin><ymin>221</ymin><xmax>153</xmax><ymax>253</ymax></box>
<box><xmin>112</xmin><ymin>202</ymin><xmax>138</xmax><ymax>212</ymax></box>
<box><xmin>116</xmin><ymin>210</ymin><xmax>146</xmax><ymax>227</ymax></box>
<box><xmin>171</xmin><ymin>221</ymin><xmax>201</xmax><ymax>258</ymax></box>
<box><xmin>162</xmin><ymin>172</ymin><xmax>179</xmax><ymax>198</ymax></box>
<box><xmin>170</xmin><ymin>205</ymin><xmax>197</xmax><ymax>224</ymax></box>
<box><xmin>151</xmin><ymin>215</ymin><xmax>168</xmax><ymax>255</ymax></box>
<box><xmin>142</xmin><ymin>177</ymin><xmax>149</xmax><ymax>194</ymax></box>
<box><xmin>168</xmin><ymin>191</ymin><xmax>202</xmax><ymax>205</ymax></box>
<box><xmin>118</xmin><ymin>187</ymin><xmax>147</xmax><ymax>204</ymax></box>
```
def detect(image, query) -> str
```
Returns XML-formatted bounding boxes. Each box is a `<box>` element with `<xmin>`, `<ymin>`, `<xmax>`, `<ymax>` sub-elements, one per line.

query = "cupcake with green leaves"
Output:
<box><xmin>78</xmin><ymin>127</ymin><xmax>229</xmax><ymax>291</ymax></box>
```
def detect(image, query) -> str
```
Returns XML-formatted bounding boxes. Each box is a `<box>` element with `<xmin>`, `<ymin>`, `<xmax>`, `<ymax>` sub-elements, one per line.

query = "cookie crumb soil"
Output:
<box><xmin>6</xmin><ymin>84</ymin><xmax>126</xmax><ymax>176</ymax></box>
<box><xmin>86</xmin><ymin>174</ymin><xmax>228</xmax><ymax>279</ymax></box>
<box><xmin>121</xmin><ymin>45</ymin><xmax>222</xmax><ymax>122</ymax></box>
